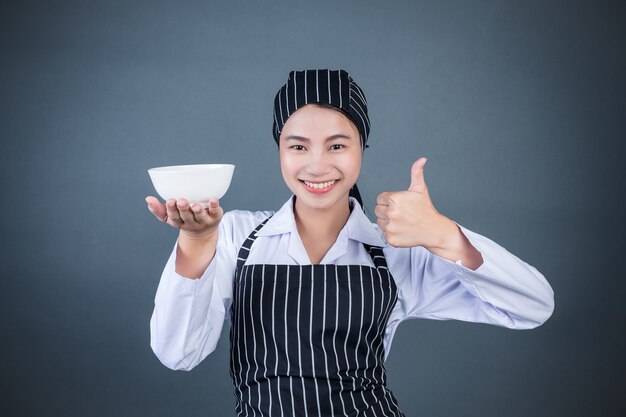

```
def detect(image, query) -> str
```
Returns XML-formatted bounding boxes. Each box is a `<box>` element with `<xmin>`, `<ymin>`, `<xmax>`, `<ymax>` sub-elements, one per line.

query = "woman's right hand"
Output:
<box><xmin>146</xmin><ymin>196</ymin><xmax>223</xmax><ymax>278</ymax></box>
<box><xmin>145</xmin><ymin>196</ymin><xmax>224</xmax><ymax>239</ymax></box>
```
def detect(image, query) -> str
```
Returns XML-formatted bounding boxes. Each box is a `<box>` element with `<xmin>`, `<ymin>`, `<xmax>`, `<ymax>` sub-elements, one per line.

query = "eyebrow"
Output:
<box><xmin>285</xmin><ymin>134</ymin><xmax>353</xmax><ymax>142</ymax></box>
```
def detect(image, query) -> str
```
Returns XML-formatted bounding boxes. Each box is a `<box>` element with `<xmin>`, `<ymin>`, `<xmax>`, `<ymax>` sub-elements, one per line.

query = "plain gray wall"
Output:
<box><xmin>1</xmin><ymin>0</ymin><xmax>624</xmax><ymax>416</ymax></box>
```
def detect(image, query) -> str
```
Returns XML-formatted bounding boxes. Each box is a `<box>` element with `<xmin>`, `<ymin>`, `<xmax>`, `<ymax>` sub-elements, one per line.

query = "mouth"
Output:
<box><xmin>300</xmin><ymin>179</ymin><xmax>339</xmax><ymax>194</ymax></box>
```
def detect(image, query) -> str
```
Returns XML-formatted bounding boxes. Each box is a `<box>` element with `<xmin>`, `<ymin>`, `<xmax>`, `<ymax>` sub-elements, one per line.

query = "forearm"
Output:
<box><xmin>151</xmin><ymin>247</ymin><xmax>226</xmax><ymax>370</ymax></box>
<box><xmin>175</xmin><ymin>229</ymin><xmax>218</xmax><ymax>279</ymax></box>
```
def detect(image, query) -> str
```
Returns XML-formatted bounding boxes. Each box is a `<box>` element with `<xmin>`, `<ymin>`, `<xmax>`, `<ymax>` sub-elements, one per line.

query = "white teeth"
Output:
<box><xmin>304</xmin><ymin>180</ymin><xmax>337</xmax><ymax>189</ymax></box>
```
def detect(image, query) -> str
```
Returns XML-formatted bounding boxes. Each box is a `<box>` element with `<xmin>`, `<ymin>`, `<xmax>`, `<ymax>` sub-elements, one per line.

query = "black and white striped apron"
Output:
<box><xmin>229</xmin><ymin>218</ymin><xmax>405</xmax><ymax>417</ymax></box>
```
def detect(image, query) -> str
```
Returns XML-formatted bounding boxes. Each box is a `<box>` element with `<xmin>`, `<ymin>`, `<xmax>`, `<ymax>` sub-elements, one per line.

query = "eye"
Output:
<box><xmin>330</xmin><ymin>144</ymin><xmax>345</xmax><ymax>150</ymax></box>
<box><xmin>290</xmin><ymin>145</ymin><xmax>306</xmax><ymax>151</ymax></box>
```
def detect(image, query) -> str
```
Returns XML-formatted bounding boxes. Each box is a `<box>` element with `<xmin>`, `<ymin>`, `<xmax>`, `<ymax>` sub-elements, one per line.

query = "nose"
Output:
<box><xmin>306</xmin><ymin>150</ymin><xmax>331</xmax><ymax>176</ymax></box>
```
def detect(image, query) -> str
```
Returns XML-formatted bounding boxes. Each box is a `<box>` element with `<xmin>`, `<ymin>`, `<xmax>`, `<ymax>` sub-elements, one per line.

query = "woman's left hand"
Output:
<box><xmin>375</xmin><ymin>157</ymin><xmax>457</xmax><ymax>249</ymax></box>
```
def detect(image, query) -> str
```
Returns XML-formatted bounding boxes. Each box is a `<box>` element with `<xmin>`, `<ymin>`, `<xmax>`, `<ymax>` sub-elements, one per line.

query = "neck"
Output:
<box><xmin>293</xmin><ymin>196</ymin><xmax>351</xmax><ymax>241</ymax></box>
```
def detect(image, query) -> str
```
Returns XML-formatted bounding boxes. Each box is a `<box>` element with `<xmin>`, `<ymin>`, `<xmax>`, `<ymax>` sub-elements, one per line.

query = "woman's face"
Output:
<box><xmin>279</xmin><ymin>104</ymin><xmax>362</xmax><ymax>212</ymax></box>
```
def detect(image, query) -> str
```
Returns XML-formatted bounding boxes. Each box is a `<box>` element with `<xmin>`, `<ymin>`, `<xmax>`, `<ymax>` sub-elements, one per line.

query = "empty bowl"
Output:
<box><xmin>147</xmin><ymin>164</ymin><xmax>235</xmax><ymax>203</ymax></box>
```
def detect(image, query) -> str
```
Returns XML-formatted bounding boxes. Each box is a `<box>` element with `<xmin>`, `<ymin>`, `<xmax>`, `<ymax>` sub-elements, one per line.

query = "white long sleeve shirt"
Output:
<box><xmin>150</xmin><ymin>197</ymin><xmax>554</xmax><ymax>371</ymax></box>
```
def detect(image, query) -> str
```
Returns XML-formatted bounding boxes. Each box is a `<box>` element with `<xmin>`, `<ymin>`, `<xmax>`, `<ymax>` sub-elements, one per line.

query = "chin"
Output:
<box><xmin>292</xmin><ymin>190</ymin><xmax>350</xmax><ymax>212</ymax></box>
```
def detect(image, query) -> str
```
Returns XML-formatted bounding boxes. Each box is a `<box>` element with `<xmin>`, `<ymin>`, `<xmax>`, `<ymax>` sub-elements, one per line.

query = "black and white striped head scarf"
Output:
<box><xmin>272</xmin><ymin>69</ymin><xmax>370</xmax><ymax>149</ymax></box>
<box><xmin>272</xmin><ymin>69</ymin><xmax>371</xmax><ymax>208</ymax></box>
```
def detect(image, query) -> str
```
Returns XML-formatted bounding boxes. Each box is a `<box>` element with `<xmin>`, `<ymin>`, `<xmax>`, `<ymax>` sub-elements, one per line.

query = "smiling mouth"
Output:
<box><xmin>302</xmin><ymin>180</ymin><xmax>337</xmax><ymax>189</ymax></box>
<box><xmin>300</xmin><ymin>179</ymin><xmax>339</xmax><ymax>193</ymax></box>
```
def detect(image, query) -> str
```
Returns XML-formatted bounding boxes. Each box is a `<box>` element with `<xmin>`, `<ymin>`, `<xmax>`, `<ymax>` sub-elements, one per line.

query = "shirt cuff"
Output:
<box><xmin>451</xmin><ymin>222</ymin><xmax>487</xmax><ymax>272</ymax></box>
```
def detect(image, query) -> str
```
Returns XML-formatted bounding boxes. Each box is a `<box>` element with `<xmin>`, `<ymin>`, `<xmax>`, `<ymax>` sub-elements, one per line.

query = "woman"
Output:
<box><xmin>146</xmin><ymin>69</ymin><xmax>554</xmax><ymax>417</ymax></box>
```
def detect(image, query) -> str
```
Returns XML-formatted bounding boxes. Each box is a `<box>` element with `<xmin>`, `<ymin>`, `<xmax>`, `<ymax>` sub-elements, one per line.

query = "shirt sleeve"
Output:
<box><xmin>149</xmin><ymin>210</ymin><xmax>269</xmax><ymax>370</ymax></box>
<box><xmin>383</xmin><ymin>222</ymin><xmax>555</xmax><ymax>354</ymax></box>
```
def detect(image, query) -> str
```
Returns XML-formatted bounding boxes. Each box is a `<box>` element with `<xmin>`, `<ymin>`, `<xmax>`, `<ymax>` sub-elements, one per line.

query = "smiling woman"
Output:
<box><xmin>145</xmin><ymin>69</ymin><xmax>554</xmax><ymax>417</ymax></box>
<box><xmin>280</xmin><ymin>105</ymin><xmax>362</xmax><ymax>215</ymax></box>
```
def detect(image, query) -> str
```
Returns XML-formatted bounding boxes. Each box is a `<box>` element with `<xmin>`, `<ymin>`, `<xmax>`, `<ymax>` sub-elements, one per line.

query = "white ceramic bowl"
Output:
<box><xmin>147</xmin><ymin>164</ymin><xmax>235</xmax><ymax>203</ymax></box>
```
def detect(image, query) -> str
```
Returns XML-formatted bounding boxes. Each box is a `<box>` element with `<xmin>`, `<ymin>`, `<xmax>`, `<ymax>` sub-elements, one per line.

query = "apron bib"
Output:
<box><xmin>229</xmin><ymin>217</ymin><xmax>405</xmax><ymax>417</ymax></box>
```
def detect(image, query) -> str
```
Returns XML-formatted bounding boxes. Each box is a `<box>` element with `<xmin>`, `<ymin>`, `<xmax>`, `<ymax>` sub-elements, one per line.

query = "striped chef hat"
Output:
<box><xmin>272</xmin><ymin>69</ymin><xmax>371</xmax><ymax>149</ymax></box>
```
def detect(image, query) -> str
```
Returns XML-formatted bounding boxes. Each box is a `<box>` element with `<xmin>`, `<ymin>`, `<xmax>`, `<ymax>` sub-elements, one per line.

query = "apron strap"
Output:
<box><xmin>235</xmin><ymin>218</ymin><xmax>389</xmax><ymax>272</ymax></box>
<box><xmin>236</xmin><ymin>216</ymin><xmax>272</xmax><ymax>271</ymax></box>
<box><xmin>363</xmin><ymin>244</ymin><xmax>390</xmax><ymax>270</ymax></box>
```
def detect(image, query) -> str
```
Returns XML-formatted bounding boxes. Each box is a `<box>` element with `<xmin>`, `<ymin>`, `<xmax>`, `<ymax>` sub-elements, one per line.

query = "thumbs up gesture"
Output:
<box><xmin>375</xmin><ymin>157</ymin><xmax>454</xmax><ymax>249</ymax></box>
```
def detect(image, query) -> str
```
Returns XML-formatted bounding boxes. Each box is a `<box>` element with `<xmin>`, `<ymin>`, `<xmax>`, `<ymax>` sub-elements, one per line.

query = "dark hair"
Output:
<box><xmin>349</xmin><ymin>184</ymin><xmax>365</xmax><ymax>209</ymax></box>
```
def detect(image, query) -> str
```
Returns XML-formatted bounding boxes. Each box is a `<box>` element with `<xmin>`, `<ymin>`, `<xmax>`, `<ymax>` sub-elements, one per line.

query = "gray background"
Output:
<box><xmin>1</xmin><ymin>0</ymin><xmax>624</xmax><ymax>416</ymax></box>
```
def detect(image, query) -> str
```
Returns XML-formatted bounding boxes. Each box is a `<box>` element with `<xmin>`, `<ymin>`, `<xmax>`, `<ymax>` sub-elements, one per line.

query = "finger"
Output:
<box><xmin>176</xmin><ymin>199</ymin><xmax>197</xmax><ymax>224</ymax></box>
<box><xmin>165</xmin><ymin>199</ymin><xmax>183</xmax><ymax>225</ymax></box>
<box><xmin>191</xmin><ymin>203</ymin><xmax>209</xmax><ymax>223</ymax></box>
<box><xmin>205</xmin><ymin>198</ymin><xmax>222</xmax><ymax>218</ymax></box>
<box><xmin>374</xmin><ymin>204</ymin><xmax>388</xmax><ymax>221</ymax></box>
<box><xmin>408</xmin><ymin>157</ymin><xmax>428</xmax><ymax>193</ymax></box>
<box><xmin>146</xmin><ymin>196</ymin><xmax>167</xmax><ymax>222</ymax></box>
<box><xmin>376</xmin><ymin>192</ymin><xmax>390</xmax><ymax>206</ymax></box>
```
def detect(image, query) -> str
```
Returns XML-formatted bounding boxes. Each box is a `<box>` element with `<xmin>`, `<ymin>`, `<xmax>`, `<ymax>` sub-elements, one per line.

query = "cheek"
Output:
<box><xmin>344</xmin><ymin>150</ymin><xmax>362</xmax><ymax>179</ymax></box>
<box><xmin>279</xmin><ymin>151</ymin><xmax>297</xmax><ymax>178</ymax></box>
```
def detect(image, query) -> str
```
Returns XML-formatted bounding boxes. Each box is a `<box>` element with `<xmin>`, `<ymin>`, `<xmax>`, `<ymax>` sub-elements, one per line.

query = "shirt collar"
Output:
<box><xmin>256</xmin><ymin>195</ymin><xmax>387</xmax><ymax>248</ymax></box>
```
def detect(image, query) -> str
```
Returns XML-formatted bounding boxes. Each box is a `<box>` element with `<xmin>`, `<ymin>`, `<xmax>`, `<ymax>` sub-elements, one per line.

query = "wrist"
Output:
<box><xmin>427</xmin><ymin>215</ymin><xmax>460</xmax><ymax>251</ymax></box>
<box><xmin>426</xmin><ymin>217</ymin><xmax>484</xmax><ymax>270</ymax></box>
<box><xmin>179</xmin><ymin>227</ymin><xmax>218</xmax><ymax>243</ymax></box>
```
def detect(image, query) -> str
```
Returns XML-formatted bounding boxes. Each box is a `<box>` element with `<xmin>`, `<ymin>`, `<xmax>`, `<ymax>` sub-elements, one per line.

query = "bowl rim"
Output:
<box><xmin>148</xmin><ymin>164</ymin><xmax>235</xmax><ymax>173</ymax></box>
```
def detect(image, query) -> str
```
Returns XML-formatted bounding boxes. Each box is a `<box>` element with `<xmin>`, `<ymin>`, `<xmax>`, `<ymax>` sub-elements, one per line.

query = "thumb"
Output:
<box><xmin>408</xmin><ymin>157</ymin><xmax>428</xmax><ymax>192</ymax></box>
